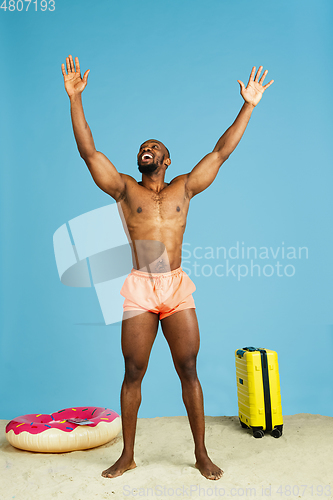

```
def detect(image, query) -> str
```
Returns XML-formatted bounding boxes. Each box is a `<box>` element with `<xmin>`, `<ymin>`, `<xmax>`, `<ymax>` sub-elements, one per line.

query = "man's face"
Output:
<box><xmin>137</xmin><ymin>140</ymin><xmax>168</xmax><ymax>174</ymax></box>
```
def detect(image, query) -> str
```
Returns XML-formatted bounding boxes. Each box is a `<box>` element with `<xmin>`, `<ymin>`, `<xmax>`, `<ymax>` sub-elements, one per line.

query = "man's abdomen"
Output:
<box><xmin>129</xmin><ymin>236</ymin><xmax>183</xmax><ymax>273</ymax></box>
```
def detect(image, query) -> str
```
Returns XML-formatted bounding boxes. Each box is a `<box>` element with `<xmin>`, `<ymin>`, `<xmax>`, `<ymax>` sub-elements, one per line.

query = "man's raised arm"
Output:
<box><xmin>61</xmin><ymin>55</ymin><xmax>126</xmax><ymax>201</ymax></box>
<box><xmin>185</xmin><ymin>66</ymin><xmax>274</xmax><ymax>199</ymax></box>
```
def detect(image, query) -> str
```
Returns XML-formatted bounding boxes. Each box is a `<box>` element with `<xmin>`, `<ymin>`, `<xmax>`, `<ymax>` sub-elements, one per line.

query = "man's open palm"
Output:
<box><xmin>61</xmin><ymin>55</ymin><xmax>90</xmax><ymax>98</ymax></box>
<box><xmin>237</xmin><ymin>66</ymin><xmax>274</xmax><ymax>107</ymax></box>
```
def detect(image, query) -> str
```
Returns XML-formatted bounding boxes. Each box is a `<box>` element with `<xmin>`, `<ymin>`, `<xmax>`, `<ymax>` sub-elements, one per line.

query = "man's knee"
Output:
<box><xmin>124</xmin><ymin>358</ymin><xmax>147</xmax><ymax>384</ymax></box>
<box><xmin>176</xmin><ymin>357</ymin><xmax>198</xmax><ymax>382</ymax></box>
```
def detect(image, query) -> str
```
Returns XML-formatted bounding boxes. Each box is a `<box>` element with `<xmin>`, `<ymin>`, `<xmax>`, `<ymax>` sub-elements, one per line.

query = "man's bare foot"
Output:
<box><xmin>101</xmin><ymin>454</ymin><xmax>137</xmax><ymax>478</ymax></box>
<box><xmin>195</xmin><ymin>454</ymin><xmax>223</xmax><ymax>480</ymax></box>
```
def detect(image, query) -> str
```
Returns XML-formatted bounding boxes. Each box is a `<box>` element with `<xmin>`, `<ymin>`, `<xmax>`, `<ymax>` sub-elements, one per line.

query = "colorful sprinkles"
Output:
<box><xmin>6</xmin><ymin>407</ymin><xmax>118</xmax><ymax>436</ymax></box>
<box><xmin>5</xmin><ymin>406</ymin><xmax>120</xmax><ymax>454</ymax></box>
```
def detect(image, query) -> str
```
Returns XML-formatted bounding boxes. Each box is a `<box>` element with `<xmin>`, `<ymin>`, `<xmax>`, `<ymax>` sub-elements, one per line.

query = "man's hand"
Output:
<box><xmin>185</xmin><ymin>65</ymin><xmax>274</xmax><ymax>198</ymax></box>
<box><xmin>61</xmin><ymin>55</ymin><xmax>90</xmax><ymax>98</ymax></box>
<box><xmin>237</xmin><ymin>66</ymin><xmax>274</xmax><ymax>107</ymax></box>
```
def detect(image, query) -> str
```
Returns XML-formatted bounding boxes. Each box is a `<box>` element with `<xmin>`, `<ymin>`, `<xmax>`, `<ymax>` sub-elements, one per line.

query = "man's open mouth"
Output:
<box><xmin>141</xmin><ymin>153</ymin><xmax>153</xmax><ymax>161</ymax></box>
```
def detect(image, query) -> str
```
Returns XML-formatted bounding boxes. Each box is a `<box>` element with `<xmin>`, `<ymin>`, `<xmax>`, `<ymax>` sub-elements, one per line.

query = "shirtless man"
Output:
<box><xmin>61</xmin><ymin>55</ymin><xmax>273</xmax><ymax>480</ymax></box>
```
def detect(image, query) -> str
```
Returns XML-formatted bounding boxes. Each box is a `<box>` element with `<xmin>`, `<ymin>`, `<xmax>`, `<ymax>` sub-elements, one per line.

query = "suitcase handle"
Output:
<box><xmin>236</xmin><ymin>347</ymin><xmax>267</xmax><ymax>357</ymax></box>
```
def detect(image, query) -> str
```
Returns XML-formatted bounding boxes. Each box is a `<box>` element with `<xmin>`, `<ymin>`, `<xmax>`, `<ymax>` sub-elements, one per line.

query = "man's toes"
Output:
<box><xmin>210</xmin><ymin>468</ymin><xmax>223</xmax><ymax>480</ymax></box>
<box><xmin>102</xmin><ymin>472</ymin><xmax>112</xmax><ymax>478</ymax></box>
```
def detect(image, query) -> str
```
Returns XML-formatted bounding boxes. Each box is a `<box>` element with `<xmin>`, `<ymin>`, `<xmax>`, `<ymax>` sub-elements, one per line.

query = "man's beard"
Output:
<box><xmin>137</xmin><ymin>161</ymin><xmax>159</xmax><ymax>174</ymax></box>
<box><xmin>137</xmin><ymin>154</ymin><xmax>164</xmax><ymax>174</ymax></box>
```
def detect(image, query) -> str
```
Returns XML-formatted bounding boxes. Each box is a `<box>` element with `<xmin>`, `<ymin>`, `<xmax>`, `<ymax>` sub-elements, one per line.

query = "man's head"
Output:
<box><xmin>137</xmin><ymin>140</ymin><xmax>171</xmax><ymax>174</ymax></box>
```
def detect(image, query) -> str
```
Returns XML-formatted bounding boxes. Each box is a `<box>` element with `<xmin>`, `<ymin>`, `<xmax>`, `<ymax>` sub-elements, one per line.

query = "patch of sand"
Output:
<box><xmin>0</xmin><ymin>414</ymin><xmax>332</xmax><ymax>499</ymax></box>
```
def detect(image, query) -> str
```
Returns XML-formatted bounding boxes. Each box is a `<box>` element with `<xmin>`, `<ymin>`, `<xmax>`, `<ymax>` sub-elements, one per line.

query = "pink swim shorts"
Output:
<box><xmin>120</xmin><ymin>267</ymin><xmax>196</xmax><ymax>320</ymax></box>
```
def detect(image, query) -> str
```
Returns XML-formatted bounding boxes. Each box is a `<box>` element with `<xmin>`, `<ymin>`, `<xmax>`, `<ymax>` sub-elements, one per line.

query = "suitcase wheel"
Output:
<box><xmin>271</xmin><ymin>425</ymin><xmax>283</xmax><ymax>438</ymax></box>
<box><xmin>253</xmin><ymin>429</ymin><xmax>265</xmax><ymax>438</ymax></box>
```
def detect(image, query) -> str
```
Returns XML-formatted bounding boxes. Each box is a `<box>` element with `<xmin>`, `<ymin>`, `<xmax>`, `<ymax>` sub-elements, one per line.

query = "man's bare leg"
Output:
<box><xmin>160</xmin><ymin>308</ymin><xmax>223</xmax><ymax>480</ymax></box>
<box><xmin>102</xmin><ymin>310</ymin><xmax>159</xmax><ymax>478</ymax></box>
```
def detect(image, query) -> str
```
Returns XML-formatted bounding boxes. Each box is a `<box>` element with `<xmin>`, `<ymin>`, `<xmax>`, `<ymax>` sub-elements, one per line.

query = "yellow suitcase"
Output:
<box><xmin>235</xmin><ymin>346</ymin><xmax>283</xmax><ymax>438</ymax></box>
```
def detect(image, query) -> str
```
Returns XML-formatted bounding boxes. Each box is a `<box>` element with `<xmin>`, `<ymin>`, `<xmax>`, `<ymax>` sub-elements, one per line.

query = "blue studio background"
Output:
<box><xmin>1</xmin><ymin>0</ymin><xmax>332</xmax><ymax>420</ymax></box>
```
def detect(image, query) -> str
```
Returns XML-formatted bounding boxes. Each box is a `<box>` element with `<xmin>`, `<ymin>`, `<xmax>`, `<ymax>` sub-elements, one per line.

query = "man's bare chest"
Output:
<box><xmin>121</xmin><ymin>182</ymin><xmax>190</xmax><ymax>221</ymax></box>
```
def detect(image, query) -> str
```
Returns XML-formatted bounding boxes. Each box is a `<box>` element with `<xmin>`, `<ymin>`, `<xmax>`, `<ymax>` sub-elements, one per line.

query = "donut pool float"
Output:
<box><xmin>5</xmin><ymin>406</ymin><xmax>121</xmax><ymax>453</ymax></box>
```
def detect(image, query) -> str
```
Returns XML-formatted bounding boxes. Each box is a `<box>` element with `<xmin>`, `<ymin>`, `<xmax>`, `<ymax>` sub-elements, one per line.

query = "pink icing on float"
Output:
<box><xmin>5</xmin><ymin>406</ymin><xmax>122</xmax><ymax>453</ymax></box>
